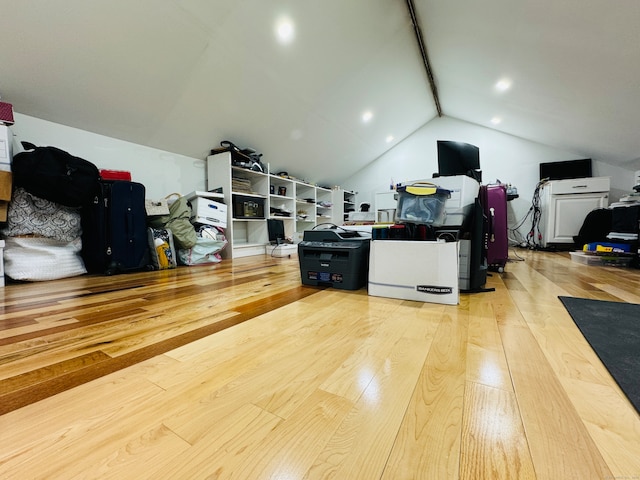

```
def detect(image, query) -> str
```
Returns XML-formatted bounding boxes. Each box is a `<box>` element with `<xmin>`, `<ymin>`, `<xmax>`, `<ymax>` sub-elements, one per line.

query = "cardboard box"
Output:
<box><xmin>0</xmin><ymin>170</ymin><xmax>11</xmax><ymax>222</ymax></box>
<box><xmin>368</xmin><ymin>240</ymin><xmax>459</xmax><ymax>305</ymax></box>
<box><xmin>190</xmin><ymin>196</ymin><xmax>228</xmax><ymax>228</ymax></box>
<box><xmin>0</xmin><ymin>172</ymin><xmax>11</xmax><ymax>203</ymax></box>
<box><xmin>0</xmin><ymin>170</ymin><xmax>12</xmax><ymax>201</ymax></box>
<box><xmin>0</xmin><ymin>125</ymin><xmax>13</xmax><ymax>172</ymax></box>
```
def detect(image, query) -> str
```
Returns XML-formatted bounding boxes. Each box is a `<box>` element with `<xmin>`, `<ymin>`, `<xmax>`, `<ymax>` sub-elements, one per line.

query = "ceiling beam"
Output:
<box><xmin>405</xmin><ymin>0</ymin><xmax>442</xmax><ymax>117</ymax></box>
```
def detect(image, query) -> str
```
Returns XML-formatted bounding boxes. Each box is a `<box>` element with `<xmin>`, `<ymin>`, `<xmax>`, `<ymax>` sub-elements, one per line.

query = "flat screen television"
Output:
<box><xmin>267</xmin><ymin>218</ymin><xmax>285</xmax><ymax>244</ymax></box>
<box><xmin>437</xmin><ymin>141</ymin><xmax>481</xmax><ymax>182</ymax></box>
<box><xmin>539</xmin><ymin>159</ymin><xmax>592</xmax><ymax>180</ymax></box>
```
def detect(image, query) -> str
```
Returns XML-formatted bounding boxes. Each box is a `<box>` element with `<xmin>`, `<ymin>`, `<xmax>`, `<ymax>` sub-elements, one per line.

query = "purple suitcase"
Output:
<box><xmin>480</xmin><ymin>184</ymin><xmax>508</xmax><ymax>272</ymax></box>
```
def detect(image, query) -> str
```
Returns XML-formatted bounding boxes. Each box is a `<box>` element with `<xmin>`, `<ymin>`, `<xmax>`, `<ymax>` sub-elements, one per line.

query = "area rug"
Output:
<box><xmin>558</xmin><ymin>296</ymin><xmax>640</xmax><ymax>413</ymax></box>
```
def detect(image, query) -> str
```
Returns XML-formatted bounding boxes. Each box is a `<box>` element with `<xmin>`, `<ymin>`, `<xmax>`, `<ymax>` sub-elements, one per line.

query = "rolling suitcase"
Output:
<box><xmin>81</xmin><ymin>180</ymin><xmax>151</xmax><ymax>275</ymax></box>
<box><xmin>480</xmin><ymin>184</ymin><xmax>508</xmax><ymax>272</ymax></box>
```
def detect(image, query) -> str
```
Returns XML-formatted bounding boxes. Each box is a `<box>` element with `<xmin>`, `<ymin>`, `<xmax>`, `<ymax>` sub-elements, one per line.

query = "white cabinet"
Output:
<box><xmin>540</xmin><ymin>177</ymin><xmax>610</xmax><ymax>247</ymax></box>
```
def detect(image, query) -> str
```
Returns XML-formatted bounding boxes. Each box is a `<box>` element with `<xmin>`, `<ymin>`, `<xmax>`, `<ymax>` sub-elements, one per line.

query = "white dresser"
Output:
<box><xmin>539</xmin><ymin>177</ymin><xmax>610</xmax><ymax>247</ymax></box>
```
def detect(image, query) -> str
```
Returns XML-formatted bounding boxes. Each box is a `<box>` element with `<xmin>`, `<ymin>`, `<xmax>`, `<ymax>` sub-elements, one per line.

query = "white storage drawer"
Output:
<box><xmin>547</xmin><ymin>177</ymin><xmax>610</xmax><ymax>195</ymax></box>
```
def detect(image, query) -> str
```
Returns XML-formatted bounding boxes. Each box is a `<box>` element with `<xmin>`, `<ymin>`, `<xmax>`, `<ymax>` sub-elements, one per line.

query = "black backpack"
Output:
<box><xmin>12</xmin><ymin>143</ymin><xmax>100</xmax><ymax>207</ymax></box>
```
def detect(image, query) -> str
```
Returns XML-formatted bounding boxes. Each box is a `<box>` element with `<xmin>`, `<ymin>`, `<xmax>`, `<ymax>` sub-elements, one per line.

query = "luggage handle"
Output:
<box><xmin>488</xmin><ymin>207</ymin><xmax>495</xmax><ymax>242</ymax></box>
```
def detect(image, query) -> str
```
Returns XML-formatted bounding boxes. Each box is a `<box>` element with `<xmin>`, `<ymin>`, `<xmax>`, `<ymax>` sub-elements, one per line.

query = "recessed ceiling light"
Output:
<box><xmin>491</xmin><ymin>116</ymin><xmax>502</xmax><ymax>125</ymax></box>
<box><xmin>385</xmin><ymin>135</ymin><xmax>394</xmax><ymax>143</ymax></box>
<box><xmin>275</xmin><ymin>16</ymin><xmax>295</xmax><ymax>44</ymax></box>
<box><xmin>495</xmin><ymin>78</ymin><xmax>512</xmax><ymax>92</ymax></box>
<box><xmin>361</xmin><ymin>110</ymin><xmax>373</xmax><ymax>123</ymax></box>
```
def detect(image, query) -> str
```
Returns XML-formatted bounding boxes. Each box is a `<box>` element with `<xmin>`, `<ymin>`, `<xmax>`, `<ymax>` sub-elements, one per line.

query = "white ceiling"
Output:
<box><xmin>0</xmin><ymin>0</ymin><xmax>639</xmax><ymax>186</ymax></box>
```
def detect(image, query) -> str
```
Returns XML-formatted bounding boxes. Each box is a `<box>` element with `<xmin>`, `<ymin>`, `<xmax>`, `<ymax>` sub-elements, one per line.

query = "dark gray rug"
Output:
<box><xmin>559</xmin><ymin>296</ymin><xmax>640</xmax><ymax>413</ymax></box>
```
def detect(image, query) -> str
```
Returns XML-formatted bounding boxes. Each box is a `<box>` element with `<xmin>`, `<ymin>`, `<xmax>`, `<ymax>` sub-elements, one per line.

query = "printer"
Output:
<box><xmin>298</xmin><ymin>227</ymin><xmax>371</xmax><ymax>290</ymax></box>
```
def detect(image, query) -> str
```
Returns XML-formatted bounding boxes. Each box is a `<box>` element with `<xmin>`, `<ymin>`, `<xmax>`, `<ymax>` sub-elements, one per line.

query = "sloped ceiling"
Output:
<box><xmin>0</xmin><ymin>0</ymin><xmax>639</xmax><ymax>187</ymax></box>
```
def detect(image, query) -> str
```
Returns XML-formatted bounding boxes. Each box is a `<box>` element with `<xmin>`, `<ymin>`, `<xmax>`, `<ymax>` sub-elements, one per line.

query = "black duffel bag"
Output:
<box><xmin>211</xmin><ymin>140</ymin><xmax>265</xmax><ymax>172</ymax></box>
<box><xmin>12</xmin><ymin>143</ymin><xmax>100</xmax><ymax>207</ymax></box>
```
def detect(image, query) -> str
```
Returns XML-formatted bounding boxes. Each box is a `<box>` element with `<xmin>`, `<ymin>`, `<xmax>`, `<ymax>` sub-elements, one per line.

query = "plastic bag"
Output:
<box><xmin>147</xmin><ymin>227</ymin><xmax>177</xmax><ymax>269</ymax></box>
<box><xmin>178</xmin><ymin>226</ymin><xmax>227</xmax><ymax>265</ymax></box>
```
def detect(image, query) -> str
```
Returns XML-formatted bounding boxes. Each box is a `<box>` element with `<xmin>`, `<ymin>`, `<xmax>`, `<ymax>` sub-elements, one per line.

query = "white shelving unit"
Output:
<box><xmin>295</xmin><ymin>182</ymin><xmax>317</xmax><ymax>238</ymax></box>
<box><xmin>315</xmin><ymin>187</ymin><xmax>334</xmax><ymax>228</ymax></box>
<box><xmin>207</xmin><ymin>151</ymin><xmax>269</xmax><ymax>258</ymax></box>
<box><xmin>342</xmin><ymin>189</ymin><xmax>357</xmax><ymax>222</ymax></box>
<box><xmin>269</xmin><ymin>174</ymin><xmax>296</xmax><ymax>240</ymax></box>
<box><xmin>207</xmin><ymin>151</ymin><xmax>350</xmax><ymax>258</ymax></box>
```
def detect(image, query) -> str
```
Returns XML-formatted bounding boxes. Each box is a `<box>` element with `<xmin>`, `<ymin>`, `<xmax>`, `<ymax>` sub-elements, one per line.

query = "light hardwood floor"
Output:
<box><xmin>0</xmin><ymin>248</ymin><xmax>639</xmax><ymax>479</ymax></box>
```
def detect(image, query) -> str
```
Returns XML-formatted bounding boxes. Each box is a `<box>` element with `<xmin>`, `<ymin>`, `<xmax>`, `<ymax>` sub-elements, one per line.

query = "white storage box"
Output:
<box><xmin>395</xmin><ymin>182</ymin><xmax>450</xmax><ymax>226</ymax></box>
<box><xmin>186</xmin><ymin>191</ymin><xmax>227</xmax><ymax>228</ymax></box>
<box><xmin>0</xmin><ymin>125</ymin><xmax>13</xmax><ymax>172</ymax></box>
<box><xmin>368</xmin><ymin>240</ymin><xmax>459</xmax><ymax>305</ymax></box>
<box><xmin>418</xmin><ymin>175</ymin><xmax>480</xmax><ymax>227</ymax></box>
<box><xmin>570</xmin><ymin>251</ymin><xmax>633</xmax><ymax>267</ymax></box>
<box><xmin>265</xmin><ymin>243</ymin><xmax>298</xmax><ymax>257</ymax></box>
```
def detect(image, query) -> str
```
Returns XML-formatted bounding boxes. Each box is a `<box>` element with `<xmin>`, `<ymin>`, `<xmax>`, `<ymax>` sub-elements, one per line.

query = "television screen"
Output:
<box><xmin>437</xmin><ymin>141</ymin><xmax>481</xmax><ymax>182</ymax></box>
<box><xmin>267</xmin><ymin>219</ymin><xmax>285</xmax><ymax>244</ymax></box>
<box><xmin>539</xmin><ymin>159</ymin><xmax>592</xmax><ymax>180</ymax></box>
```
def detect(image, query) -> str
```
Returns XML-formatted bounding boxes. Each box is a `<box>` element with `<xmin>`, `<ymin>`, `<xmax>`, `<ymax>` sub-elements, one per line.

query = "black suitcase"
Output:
<box><xmin>81</xmin><ymin>180</ymin><xmax>151</xmax><ymax>275</ymax></box>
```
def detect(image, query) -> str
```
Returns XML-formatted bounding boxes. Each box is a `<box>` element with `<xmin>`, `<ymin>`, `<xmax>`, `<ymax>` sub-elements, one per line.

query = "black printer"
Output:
<box><xmin>298</xmin><ymin>227</ymin><xmax>371</xmax><ymax>290</ymax></box>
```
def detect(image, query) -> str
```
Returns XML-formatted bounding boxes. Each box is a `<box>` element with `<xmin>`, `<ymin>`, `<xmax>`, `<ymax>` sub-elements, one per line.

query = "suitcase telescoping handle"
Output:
<box><xmin>489</xmin><ymin>207</ymin><xmax>495</xmax><ymax>242</ymax></box>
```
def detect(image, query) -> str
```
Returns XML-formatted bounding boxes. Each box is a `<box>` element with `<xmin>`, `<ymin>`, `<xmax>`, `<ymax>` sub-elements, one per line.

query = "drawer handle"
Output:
<box><xmin>572</xmin><ymin>185</ymin><xmax>588</xmax><ymax>188</ymax></box>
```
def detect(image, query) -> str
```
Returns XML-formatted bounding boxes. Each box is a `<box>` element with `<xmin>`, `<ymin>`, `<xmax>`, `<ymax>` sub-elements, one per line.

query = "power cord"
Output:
<box><xmin>510</xmin><ymin>178</ymin><xmax>548</xmax><ymax>250</ymax></box>
<box><xmin>270</xmin><ymin>243</ymin><xmax>293</xmax><ymax>258</ymax></box>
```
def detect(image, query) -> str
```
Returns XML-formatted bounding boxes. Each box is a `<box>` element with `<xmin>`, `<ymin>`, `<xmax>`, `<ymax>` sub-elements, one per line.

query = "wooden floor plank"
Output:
<box><xmin>499</xmin><ymin>322</ymin><xmax>613</xmax><ymax>479</ymax></box>
<box><xmin>459</xmin><ymin>381</ymin><xmax>536</xmax><ymax>480</ymax></box>
<box><xmin>380</xmin><ymin>308</ymin><xmax>468</xmax><ymax>480</ymax></box>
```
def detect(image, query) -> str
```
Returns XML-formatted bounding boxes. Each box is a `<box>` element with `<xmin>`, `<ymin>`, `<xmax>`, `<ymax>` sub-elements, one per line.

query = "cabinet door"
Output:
<box><xmin>548</xmin><ymin>193</ymin><xmax>608</xmax><ymax>244</ymax></box>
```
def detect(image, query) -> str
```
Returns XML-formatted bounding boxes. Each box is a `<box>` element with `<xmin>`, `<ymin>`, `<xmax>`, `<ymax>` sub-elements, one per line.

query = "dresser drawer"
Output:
<box><xmin>547</xmin><ymin>177</ymin><xmax>610</xmax><ymax>195</ymax></box>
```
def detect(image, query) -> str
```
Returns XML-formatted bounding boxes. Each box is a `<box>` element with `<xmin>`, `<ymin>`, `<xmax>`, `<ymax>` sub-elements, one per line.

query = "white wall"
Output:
<box><xmin>11</xmin><ymin>113</ymin><xmax>206</xmax><ymax>199</ymax></box>
<box><xmin>343</xmin><ymin>116</ymin><xmax>636</xmax><ymax>240</ymax></box>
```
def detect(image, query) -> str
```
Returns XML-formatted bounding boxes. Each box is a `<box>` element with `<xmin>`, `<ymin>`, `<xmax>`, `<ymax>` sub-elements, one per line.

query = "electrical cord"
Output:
<box><xmin>514</xmin><ymin>178</ymin><xmax>548</xmax><ymax>250</ymax></box>
<box><xmin>269</xmin><ymin>241</ymin><xmax>294</xmax><ymax>258</ymax></box>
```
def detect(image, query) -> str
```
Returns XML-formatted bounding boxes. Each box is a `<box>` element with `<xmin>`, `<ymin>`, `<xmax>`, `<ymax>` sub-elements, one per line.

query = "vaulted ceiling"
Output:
<box><xmin>1</xmin><ymin>0</ymin><xmax>639</xmax><ymax>186</ymax></box>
